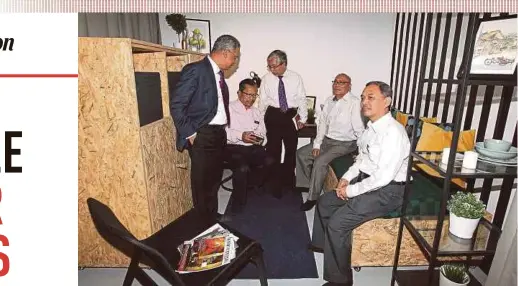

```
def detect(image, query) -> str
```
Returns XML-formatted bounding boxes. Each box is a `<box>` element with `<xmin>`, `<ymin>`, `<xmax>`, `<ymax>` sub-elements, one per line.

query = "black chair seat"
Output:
<box><xmin>87</xmin><ymin>198</ymin><xmax>267</xmax><ymax>286</ymax></box>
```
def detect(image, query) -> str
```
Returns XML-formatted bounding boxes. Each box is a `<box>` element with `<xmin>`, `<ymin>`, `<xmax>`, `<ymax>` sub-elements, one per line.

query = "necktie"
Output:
<box><xmin>278</xmin><ymin>76</ymin><xmax>288</xmax><ymax>112</ymax></box>
<box><xmin>219</xmin><ymin>71</ymin><xmax>231</xmax><ymax>126</ymax></box>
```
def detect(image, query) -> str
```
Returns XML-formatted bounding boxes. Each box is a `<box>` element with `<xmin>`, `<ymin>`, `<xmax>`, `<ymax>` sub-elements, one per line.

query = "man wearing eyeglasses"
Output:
<box><xmin>224</xmin><ymin>78</ymin><xmax>279</xmax><ymax>212</ymax></box>
<box><xmin>296</xmin><ymin>73</ymin><xmax>365</xmax><ymax>211</ymax></box>
<box><xmin>259</xmin><ymin>50</ymin><xmax>308</xmax><ymax>195</ymax></box>
<box><xmin>170</xmin><ymin>35</ymin><xmax>241</xmax><ymax>221</ymax></box>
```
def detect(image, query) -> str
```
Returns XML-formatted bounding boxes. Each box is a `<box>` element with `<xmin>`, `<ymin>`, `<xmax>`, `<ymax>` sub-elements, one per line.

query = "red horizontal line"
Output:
<box><xmin>0</xmin><ymin>74</ymin><xmax>78</xmax><ymax>78</ymax></box>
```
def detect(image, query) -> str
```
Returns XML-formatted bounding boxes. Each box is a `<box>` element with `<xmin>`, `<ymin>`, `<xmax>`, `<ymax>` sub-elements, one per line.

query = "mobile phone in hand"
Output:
<box><xmin>250</xmin><ymin>134</ymin><xmax>264</xmax><ymax>145</ymax></box>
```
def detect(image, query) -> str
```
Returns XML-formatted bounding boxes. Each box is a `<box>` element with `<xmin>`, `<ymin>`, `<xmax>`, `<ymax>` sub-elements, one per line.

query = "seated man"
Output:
<box><xmin>310</xmin><ymin>81</ymin><xmax>410</xmax><ymax>286</ymax></box>
<box><xmin>224</xmin><ymin>78</ymin><xmax>279</xmax><ymax>213</ymax></box>
<box><xmin>296</xmin><ymin>73</ymin><xmax>365</xmax><ymax>211</ymax></box>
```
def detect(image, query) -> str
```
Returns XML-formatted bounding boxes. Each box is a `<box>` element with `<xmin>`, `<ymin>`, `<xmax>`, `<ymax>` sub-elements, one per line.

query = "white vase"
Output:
<box><xmin>440</xmin><ymin>266</ymin><xmax>470</xmax><ymax>286</ymax></box>
<box><xmin>449</xmin><ymin>212</ymin><xmax>480</xmax><ymax>239</ymax></box>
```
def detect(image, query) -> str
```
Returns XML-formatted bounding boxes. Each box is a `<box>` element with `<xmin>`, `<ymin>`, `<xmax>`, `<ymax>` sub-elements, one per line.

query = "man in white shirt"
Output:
<box><xmin>296</xmin><ymin>73</ymin><xmax>365</xmax><ymax>211</ymax></box>
<box><xmin>309</xmin><ymin>81</ymin><xmax>410</xmax><ymax>286</ymax></box>
<box><xmin>259</xmin><ymin>50</ymin><xmax>307</xmax><ymax>195</ymax></box>
<box><xmin>224</xmin><ymin>78</ymin><xmax>279</xmax><ymax>212</ymax></box>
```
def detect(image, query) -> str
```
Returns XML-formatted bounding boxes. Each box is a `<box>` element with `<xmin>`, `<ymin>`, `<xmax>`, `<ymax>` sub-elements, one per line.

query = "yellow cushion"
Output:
<box><xmin>396</xmin><ymin>111</ymin><xmax>408</xmax><ymax>127</ymax></box>
<box><xmin>415</xmin><ymin>122</ymin><xmax>476</xmax><ymax>188</ymax></box>
<box><xmin>420</xmin><ymin>117</ymin><xmax>437</xmax><ymax>123</ymax></box>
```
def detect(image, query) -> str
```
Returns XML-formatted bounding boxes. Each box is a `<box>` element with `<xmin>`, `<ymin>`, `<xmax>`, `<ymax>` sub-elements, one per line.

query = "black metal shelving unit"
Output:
<box><xmin>390</xmin><ymin>13</ymin><xmax>518</xmax><ymax>286</ymax></box>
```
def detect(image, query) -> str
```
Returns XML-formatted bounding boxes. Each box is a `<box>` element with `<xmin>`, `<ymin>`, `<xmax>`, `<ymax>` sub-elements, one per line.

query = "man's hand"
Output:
<box><xmin>335</xmin><ymin>179</ymin><xmax>349</xmax><ymax>200</ymax></box>
<box><xmin>242</xmin><ymin>131</ymin><xmax>256</xmax><ymax>143</ymax></box>
<box><xmin>188</xmin><ymin>135</ymin><xmax>196</xmax><ymax>145</ymax></box>
<box><xmin>297</xmin><ymin>121</ymin><xmax>305</xmax><ymax>130</ymax></box>
<box><xmin>312</xmin><ymin>148</ymin><xmax>320</xmax><ymax>157</ymax></box>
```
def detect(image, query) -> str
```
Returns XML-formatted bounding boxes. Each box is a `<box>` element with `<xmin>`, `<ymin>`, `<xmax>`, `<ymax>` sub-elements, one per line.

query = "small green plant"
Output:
<box><xmin>447</xmin><ymin>192</ymin><xmax>485</xmax><ymax>219</ymax></box>
<box><xmin>441</xmin><ymin>264</ymin><xmax>469</xmax><ymax>284</ymax></box>
<box><xmin>165</xmin><ymin>14</ymin><xmax>187</xmax><ymax>36</ymax></box>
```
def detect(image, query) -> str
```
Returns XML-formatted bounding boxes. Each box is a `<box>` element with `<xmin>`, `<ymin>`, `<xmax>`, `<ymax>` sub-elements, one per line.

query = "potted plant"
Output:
<box><xmin>165</xmin><ymin>14</ymin><xmax>187</xmax><ymax>49</ymax></box>
<box><xmin>447</xmin><ymin>192</ymin><xmax>486</xmax><ymax>239</ymax></box>
<box><xmin>440</xmin><ymin>264</ymin><xmax>470</xmax><ymax>286</ymax></box>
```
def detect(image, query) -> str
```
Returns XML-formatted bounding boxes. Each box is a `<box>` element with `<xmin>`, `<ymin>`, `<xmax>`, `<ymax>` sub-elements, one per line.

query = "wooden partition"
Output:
<box><xmin>78</xmin><ymin>37</ymin><xmax>205</xmax><ymax>267</ymax></box>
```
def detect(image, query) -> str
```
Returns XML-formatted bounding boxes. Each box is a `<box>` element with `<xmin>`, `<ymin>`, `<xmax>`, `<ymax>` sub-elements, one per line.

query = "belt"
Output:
<box><xmin>268</xmin><ymin>106</ymin><xmax>297</xmax><ymax>113</ymax></box>
<box><xmin>356</xmin><ymin>171</ymin><xmax>406</xmax><ymax>185</ymax></box>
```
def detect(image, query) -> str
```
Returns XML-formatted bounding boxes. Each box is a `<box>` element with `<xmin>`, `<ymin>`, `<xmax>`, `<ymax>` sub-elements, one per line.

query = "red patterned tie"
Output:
<box><xmin>219</xmin><ymin>71</ymin><xmax>231</xmax><ymax>126</ymax></box>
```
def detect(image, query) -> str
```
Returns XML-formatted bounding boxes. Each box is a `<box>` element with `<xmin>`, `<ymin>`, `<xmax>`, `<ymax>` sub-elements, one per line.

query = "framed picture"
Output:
<box><xmin>185</xmin><ymin>18</ymin><xmax>212</xmax><ymax>54</ymax></box>
<box><xmin>306</xmin><ymin>96</ymin><xmax>316</xmax><ymax>111</ymax></box>
<box><xmin>468</xmin><ymin>16</ymin><xmax>517</xmax><ymax>80</ymax></box>
<box><xmin>306</xmin><ymin>96</ymin><xmax>317</xmax><ymax>125</ymax></box>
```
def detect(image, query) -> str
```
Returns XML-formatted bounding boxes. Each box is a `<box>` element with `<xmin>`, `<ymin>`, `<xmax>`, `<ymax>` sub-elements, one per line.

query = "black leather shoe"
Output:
<box><xmin>216</xmin><ymin>213</ymin><xmax>232</xmax><ymax>222</ymax></box>
<box><xmin>307</xmin><ymin>243</ymin><xmax>323</xmax><ymax>253</ymax></box>
<box><xmin>322</xmin><ymin>282</ymin><xmax>352</xmax><ymax>286</ymax></box>
<box><xmin>300</xmin><ymin>200</ymin><xmax>317</xmax><ymax>211</ymax></box>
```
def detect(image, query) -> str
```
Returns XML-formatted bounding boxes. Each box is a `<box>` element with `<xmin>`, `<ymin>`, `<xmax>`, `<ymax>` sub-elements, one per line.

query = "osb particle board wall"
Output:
<box><xmin>78</xmin><ymin>37</ymin><xmax>204</xmax><ymax>267</ymax></box>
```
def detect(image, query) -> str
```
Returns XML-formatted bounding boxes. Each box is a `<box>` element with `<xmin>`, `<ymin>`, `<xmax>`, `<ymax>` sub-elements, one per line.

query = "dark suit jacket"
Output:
<box><xmin>170</xmin><ymin>57</ymin><xmax>219</xmax><ymax>151</ymax></box>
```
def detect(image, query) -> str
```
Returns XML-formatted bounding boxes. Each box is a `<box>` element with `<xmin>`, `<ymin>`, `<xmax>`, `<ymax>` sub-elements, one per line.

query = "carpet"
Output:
<box><xmin>223</xmin><ymin>188</ymin><xmax>319</xmax><ymax>279</ymax></box>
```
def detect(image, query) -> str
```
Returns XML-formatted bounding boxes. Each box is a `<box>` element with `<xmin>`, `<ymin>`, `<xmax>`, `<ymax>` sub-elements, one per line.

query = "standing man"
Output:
<box><xmin>170</xmin><ymin>35</ymin><xmax>241</xmax><ymax>220</ymax></box>
<box><xmin>259</xmin><ymin>50</ymin><xmax>307</xmax><ymax>194</ymax></box>
<box><xmin>310</xmin><ymin>81</ymin><xmax>410</xmax><ymax>286</ymax></box>
<box><xmin>224</xmin><ymin>78</ymin><xmax>278</xmax><ymax>213</ymax></box>
<box><xmin>296</xmin><ymin>73</ymin><xmax>364</xmax><ymax>211</ymax></box>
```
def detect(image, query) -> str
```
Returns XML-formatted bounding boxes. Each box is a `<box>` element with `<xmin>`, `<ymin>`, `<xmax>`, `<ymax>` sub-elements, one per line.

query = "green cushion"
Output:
<box><xmin>329</xmin><ymin>154</ymin><xmax>355</xmax><ymax>178</ymax></box>
<box><xmin>328</xmin><ymin>155</ymin><xmax>442</xmax><ymax>219</ymax></box>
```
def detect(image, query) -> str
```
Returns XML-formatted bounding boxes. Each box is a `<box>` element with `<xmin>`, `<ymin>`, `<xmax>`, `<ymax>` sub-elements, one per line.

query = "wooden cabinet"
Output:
<box><xmin>78</xmin><ymin>37</ymin><xmax>205</xmax><ymax>267</ymax></box>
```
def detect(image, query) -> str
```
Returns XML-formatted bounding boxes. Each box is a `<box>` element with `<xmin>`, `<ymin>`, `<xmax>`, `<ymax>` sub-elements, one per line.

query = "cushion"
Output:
<box><xmin>415</xmin><ymin>122</ymin><xmax>476</xmax><ymax>188</ymax></box>
<box><xmin>416</xmin><ymin>122</ymin><xmax>475</xmax><ymax>152</ymax></box>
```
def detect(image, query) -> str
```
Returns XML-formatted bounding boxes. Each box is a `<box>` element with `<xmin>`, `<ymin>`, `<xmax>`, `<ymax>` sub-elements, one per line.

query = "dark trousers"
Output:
<box><xmin>187</xmin><ymin>125</ymin><xmax>227</xmax><ymax>218</ymax></box>
<box><xmin>264</xmin><ymin>106</ymin><xmax>298</xmax><ymax>189</ymax></box>
<box><xmin>311</xmin><ymin>175</ymin><xmax>405</xmax><ymax>284</ymax></box>
<box><xmin>223</xmin><ymin>144</ymin><xmax>277</xmax><ymax>203</ymax></box>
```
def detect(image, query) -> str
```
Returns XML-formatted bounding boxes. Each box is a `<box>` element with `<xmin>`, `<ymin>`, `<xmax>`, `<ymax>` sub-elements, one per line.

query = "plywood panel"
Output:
<box><xmin>133</xmin><ymin>52</ymin><xmax>170</xmax><ymax>118</ymax></box>
<box><xmin>166</xmin><ymin>55</ymin><xmax>188</xmax><ymax>72</ymax></box>
<box><xmin>189</xmin><ymin>54</ymin><xmax>206</xmax><ymax>63</ymax></box>
<box><xmin>166</xmin><ymin>55</ymin><xmax>193</xmax><ymax>216</ymax></box>
<box><xmin>352</xmin><ymin>218</ymin><xmax>427</xmax><ymax>266</ymax></box>
<box><xmin>140</xmin><ymin>118</ymin><xmax>192</xmax><ymax>232</ymax></box>
<box><xmin>78</xmin><ymin>37</ymin><xmax>151</xmax><ymax>267</ymax></box>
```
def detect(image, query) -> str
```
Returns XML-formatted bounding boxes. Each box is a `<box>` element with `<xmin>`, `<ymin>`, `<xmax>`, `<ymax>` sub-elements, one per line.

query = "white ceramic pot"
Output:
<box><xmin>440</xmin><ymin>266</ymin><xmax>470</xmax><ymax>286</ymax></box>
<box><xmin>449</xmin><ymin>212</ymin><xmax>480</xmax><ymax>239</ymax></box>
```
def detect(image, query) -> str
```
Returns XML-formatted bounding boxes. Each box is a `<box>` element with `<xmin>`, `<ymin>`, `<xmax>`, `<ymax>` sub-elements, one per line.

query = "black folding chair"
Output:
<box><xmin>87</xmin><ymin>198</ymin><xmax>268</xmax><ymax>286</ymax></box>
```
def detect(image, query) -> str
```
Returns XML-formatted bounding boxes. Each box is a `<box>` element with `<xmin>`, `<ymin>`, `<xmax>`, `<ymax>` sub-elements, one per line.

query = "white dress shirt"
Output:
<box><xmin>207</xmin><ymin>56</ymin><xmax>227</xmax><ymax>125</ymax></box>
<box><xmin>226</xmin><ymin>100</ymin><xmax>267</xmax><ymax>146</ymax></box>
<box><xmin>258</xmin><ymin>69</ymin><xmax>308</xmax><ymax>122</ymax></box>
<box><xmin>313</xmin><ymin>92</ymin><xmax>365</xmax><ymax>149</ymax></box>
<box><xmin>342</xmin><ymin>112</ymin><xmax>410</xmax><ymax>198</ymax></box>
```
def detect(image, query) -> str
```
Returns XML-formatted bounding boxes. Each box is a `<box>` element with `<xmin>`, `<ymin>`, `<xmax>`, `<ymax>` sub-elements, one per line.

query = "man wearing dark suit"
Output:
<box><xmin>170</xmin><ymin>35</ymin><xmax>241</xmax><ymax>220</ymax></box>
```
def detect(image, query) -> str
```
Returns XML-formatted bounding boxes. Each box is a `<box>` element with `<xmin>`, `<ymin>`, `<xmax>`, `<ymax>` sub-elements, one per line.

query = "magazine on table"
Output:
<box><xmin>176</xmin><ymin>223</ymin><xmax>239</xmax><ymax>273</ymax></box>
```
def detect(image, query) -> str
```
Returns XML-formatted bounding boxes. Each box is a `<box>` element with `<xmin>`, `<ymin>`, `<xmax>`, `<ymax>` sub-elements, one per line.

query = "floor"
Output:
<box><xmin>78</xmin><ymin>170</ymin><xmax>488</xmax><ymax>286</ymax></box>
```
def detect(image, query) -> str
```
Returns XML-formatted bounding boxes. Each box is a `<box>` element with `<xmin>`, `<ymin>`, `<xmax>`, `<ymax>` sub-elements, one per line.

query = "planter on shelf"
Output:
<box><xmin>165</xmin><ymin>14</ymin><xmax>187</xmax><ymax>49</ymax></box>
<box><xmin>440</xmin><ymin>264</ymin><xmax>470</xmax><ymax>286</ymax></box>
<box><xmin>447</xmin><ymin>192</ymin><xmax>486</xmax><ymax>239</ymax></box>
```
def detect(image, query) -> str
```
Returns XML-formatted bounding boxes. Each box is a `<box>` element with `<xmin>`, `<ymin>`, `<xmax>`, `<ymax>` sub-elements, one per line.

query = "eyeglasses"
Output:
<box><xmin>332</xmin><ymin>80</ymin><xmax>350</xmax><ymax>85</ymax></box>
<box><xmin>267</xmin><ymin>62</ymin><xmax>284</xmax><ymax>70</ymax></box>
<box><xmin>241</xmin><ymin>91</ymin><xmax>258</xmax><ymax>98</ymax></box>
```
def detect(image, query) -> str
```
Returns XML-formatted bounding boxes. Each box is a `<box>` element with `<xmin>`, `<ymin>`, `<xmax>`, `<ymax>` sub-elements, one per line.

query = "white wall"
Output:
<box><xmin>159</xmin><ymin>13</ymin><xmax>396</xmax><ymax>106</ymax></box>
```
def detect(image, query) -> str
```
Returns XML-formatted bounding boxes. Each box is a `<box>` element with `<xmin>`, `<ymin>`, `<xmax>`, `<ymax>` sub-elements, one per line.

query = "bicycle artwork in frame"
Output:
<box><xmin>468</xmin><ymin>15</ymin><xmax>517</xmax><ymax>81</ymax></box>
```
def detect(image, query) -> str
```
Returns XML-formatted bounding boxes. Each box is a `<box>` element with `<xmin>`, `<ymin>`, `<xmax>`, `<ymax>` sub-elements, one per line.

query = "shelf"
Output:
<box><xmin>412</xmin><ymin>151</ymin><xmax>517</xmax><ymax>179</ymax></box>
<box><xmin>402</xmin><ymin>215</ymin><xmax>500</xmax><ymax>261</ymax></box>
<box><xmin>395</xmin><ymin>269</ymin><xmax>482</xmax><ymax>286</ymax></box>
